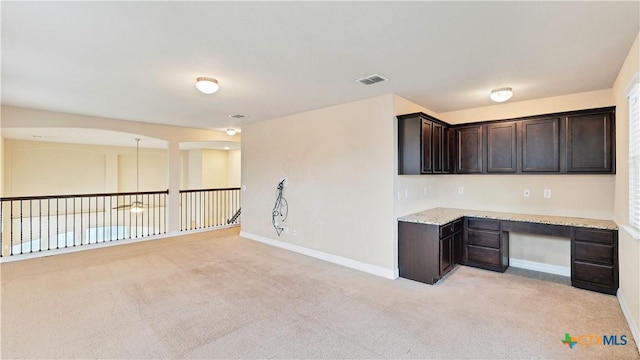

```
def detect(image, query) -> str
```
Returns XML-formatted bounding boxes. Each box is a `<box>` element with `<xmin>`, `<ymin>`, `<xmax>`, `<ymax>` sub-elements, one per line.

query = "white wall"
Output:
<box><xmin>184</xmin><ymin>148</ymin><xmax>239</xmax><ymax>189</ymax></box>
<box><xmin>117</xmin><ymin>151</ymin><xmax>168</xmax><ymax>192</ymax></box>
<box><xmin>202</xmin><ymin>149</ymin><xmax>229</xmax><ymax>188</ymax></box>
<box><xmin>4</xmin><ymin>140</ymin><xmax>169</xmax><ymax>196</ymax></box>
<box><xmin>228</xmin><ymin>149</ymin><xmax>241</xmax><ymax>187</ymax></box>
<box><xmin>0</xmin><ymin>130</ymin><xmax>4</xmax><ymax>197</ymax></box>
<box><xmin>612</xmin><ymin>31</ymin><xmax>640</xmax><ymax>345</ymax></box>
<box><xmin>187</xmin><ymin>149</ymin><xmax>203</xmax><ymax>189</ymax></box>
<box><xmin>241</xmin><ymin>94</ymin><xmax>396</xmax><ymax>274</ymax></box>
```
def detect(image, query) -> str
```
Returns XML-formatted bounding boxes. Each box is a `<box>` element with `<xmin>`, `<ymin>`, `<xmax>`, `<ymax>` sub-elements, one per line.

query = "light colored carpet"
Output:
<box><xmin>1</xmin><ymin>227</ymin><xmax>638</xmax><ymax>359</ymax></box>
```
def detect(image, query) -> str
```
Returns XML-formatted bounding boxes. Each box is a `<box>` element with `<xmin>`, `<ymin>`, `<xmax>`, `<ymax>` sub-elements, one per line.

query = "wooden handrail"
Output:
<box><xmin>179</xmin><ymin>187</ymin><xmax>240</xmax><ymax>193</ymax></box>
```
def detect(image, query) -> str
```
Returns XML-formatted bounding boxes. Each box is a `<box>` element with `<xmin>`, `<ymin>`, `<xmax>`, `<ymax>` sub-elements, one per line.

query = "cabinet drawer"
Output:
<box><xmin>440</xmin><ymin>219</ymin><xmax>463</xmax><ymax>238</ymax></box>
<box><xmin>574</xmin><ymin>242</ymin><xmax>614</xmax><ymax>265</ymax></box>
<box><xmin>574</xmin><ymin>261</ymin><xmax>615</xmax><ymax>286</ymax></box>
<box><xmin>468</xmin><ymin>245</ymin><xmax>501</xmax><ymax>266</ymax></box>
<box><xmin>573</xmin><ymin>229</ymin><xmax>614</xmax><ymax>245</ymax></box>
<box><xmin>467</xmin><ymin>218</ymin><xmax>500</xmax><ymax>231</ymax></box>
<box><xmin>468</xmin><ymin>229</ymin><xmax>501</xmax><ymax>248</ymax></box>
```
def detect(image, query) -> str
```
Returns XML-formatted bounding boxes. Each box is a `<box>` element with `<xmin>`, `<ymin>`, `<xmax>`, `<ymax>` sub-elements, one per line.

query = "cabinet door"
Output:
<box><xmin>456</xmin><ymin>125</ymin><xmax>483</xmax><ymax>173</ymax></box>
<box><xmin>398</xmin><ymin>116</ymin><xmax>421</xmax><ymax>175</ymax></box>
<box><xmin>398</xmin><ymin>222</ymin><xmax>440</xmax><ymax>285</ymax></box>
<box><xmin>486</xmin><ymin>122</ymin><xmax>517</xmax><ymax>173</ymax></box>
<box><xmin>453</xmin><ymin>231</ymin><xmax>463</xmax><ymax>264</ymax></box>
<box><xmin>432</xmin><ymin>123</ymin><xmax>443</xmax><ymax>173</ymax></box>
<box><xmin>521</xmin><ymin>117</ymin><xmax>560</xmax><ymax>172</ymax></box>
<box><xmin>421</xmin><ymin>119</ymin><xmax>433</xmax><ymax>173</ymax></box>
<box><xmin>566</xmin><ymin>111</ymin><xmax>614</xmax><ymax>173</ymax></box>
<box><xmin>443</xmin><ymin>127</ymin><xmax>455</xmax><ymax>174</ymax></box>
<box><xmin>440</xmin><ymin>236</ymin><xmax>453</xmax><ymax>275</ymax></box>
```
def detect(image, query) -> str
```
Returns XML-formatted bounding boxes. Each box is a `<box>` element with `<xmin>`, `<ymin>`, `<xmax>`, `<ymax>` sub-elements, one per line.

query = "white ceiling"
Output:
<box><xmin>0</xmin><ymin>127</ymin><xmax>241</xmax><ymax>150</ymax></box>
<box><xmin>2</xmin><ymin>1</ymin><xmax>639</xmax><ymax>135</ymax></box>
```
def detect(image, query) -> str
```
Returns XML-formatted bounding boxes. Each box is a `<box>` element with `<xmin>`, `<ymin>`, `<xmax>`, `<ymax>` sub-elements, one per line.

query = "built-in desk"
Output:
<box><xmin>398</xmin><ymin>208</ymin><xmax>618</xmax><ymax>295</ymax></box>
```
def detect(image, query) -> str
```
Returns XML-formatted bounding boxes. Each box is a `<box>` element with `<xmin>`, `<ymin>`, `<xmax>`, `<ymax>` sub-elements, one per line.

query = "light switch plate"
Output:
<box><xmin>524</xmin><ymin>189</ymin><xmax>531</xmax><ymax>198</ymax></box>
<box><xmin>458</xmin><ymin>186</ymin><xmax>464</xmax><ymax>195</ymax></box>
<box><xmin>544</xmin><ymin>189</ymin><xmax>552</xmax><ymax>198</ymax></box>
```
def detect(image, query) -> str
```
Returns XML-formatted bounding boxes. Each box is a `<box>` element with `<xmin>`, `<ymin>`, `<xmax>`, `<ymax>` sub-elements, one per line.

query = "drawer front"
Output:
<box><xmin>468</xmin><ymin>245</ymin><xmax>501</xmax><ymax>266</ymax></box>
<box><xmin>573</xmin><ymin>228</ymin><xmax>614</xmax><ymax>245</ymax></box>
<box><xmin>574</xmin><ymin>261</ymin><xmax>615</xmax><ymax>286</ymax></box>
<box><xmin>574</xmin><ymin>242</ymin><xmax>614</xmax><ymax>265</ymax></box>
<box><xmin>467</xmin><ymin>218</ymin><xmax>500</xmax><ymax>231</ymax></box>
<box><xmin>468</xmin><ymin>229</ymin><xmax>501</xmax><ymax>248</ymax></box>
<box><xmin>440</xmin><ymin>222</ymin><xmax>455</xmax><ymax>238</ymax></box>
<box><xmin>440</xmin><ymin>219</ymin><xmax>463</xmax><ymax>238</ymax></box>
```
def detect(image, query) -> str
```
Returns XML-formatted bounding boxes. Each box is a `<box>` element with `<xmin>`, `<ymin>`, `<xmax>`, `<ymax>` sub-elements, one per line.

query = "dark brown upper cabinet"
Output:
<box><xmin>398</xmin><ymin>106</ymin><xmax>615</xmax><ymax>175</ymax></box>
<box><xmin>421</xmin><ymin>119</ymin><xmax>433</xmax><ymax>173</ymax></box>
<box><xmin>398</xmin><ymin>114</ymin><xmax>423</xmax><ymax>174</ymax></box>
<box><xmin>432</xmin><ymin>122</ymin><xmax>444</xmax><ymax>173</ymax></box>
<box><xmin>566</xmin><ymin>110</ymin><xmax>615</xmax><ymax>173</ymax></box>
<box><xmin>456</xmin><ymin>125</ymin><xmax>483</xmax><ymax>173</ymax></box>
<box><xmin>521</xmin><ymin>117</ymin><xmax>561</xmax><ymax>172</ymax></box>
<box><xmin>485</xmin><ymin>121</ymin><xmax>517</xmax><ymax>173</ymax></box>
<box><xmin>443</xmin><ymin>127</ymin><xmax>456</xmax><ymax>173</ymax></box>
<box><xmin>398</xmin><ymin>113</ymin><xmax>453</xmax><ymax>175</ymax></box>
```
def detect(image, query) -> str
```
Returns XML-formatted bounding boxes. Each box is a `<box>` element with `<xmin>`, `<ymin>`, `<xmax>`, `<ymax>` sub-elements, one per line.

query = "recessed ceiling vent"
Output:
<box><xmin>355</xmin><ymin>74</ymin><xmax>388</xmax><ymax>86</ymax></box>
<box><xmin>228</xmin><ymin>114</ymin><xmax>248</xmax><ymax>119</ymax></box>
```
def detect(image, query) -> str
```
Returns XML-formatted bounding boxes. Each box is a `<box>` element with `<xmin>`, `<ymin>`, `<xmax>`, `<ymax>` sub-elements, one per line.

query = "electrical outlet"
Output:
<box><xmin>293</xmin><ymin>229</ymin><xmax>297</xmax><ymax>236</ymax></box>
<box><xmin>523</xmin><ymin>189</ymin><xmax>531</xmax><ymax>198</ymax></box>
<box><xmin>241</xmin><ymin>184</ymin><xmax>246</xmax><ymax>191</ymax></box>
<box><xmin>544</xmin><ymin>189</ymin><xmax>552</xmax><ymax>198</ymax></box>
<box><xmin>458</xmin><ymin>186</ymin><xmax>464</xmax><ymax>195</ymax></box>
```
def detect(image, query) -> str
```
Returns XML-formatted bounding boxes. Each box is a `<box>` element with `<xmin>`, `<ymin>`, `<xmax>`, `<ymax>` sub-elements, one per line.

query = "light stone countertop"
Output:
<box><xmin>397</xmin><ymin>207</ymin><xmax>618</xmax><ymax>230</ymax></box>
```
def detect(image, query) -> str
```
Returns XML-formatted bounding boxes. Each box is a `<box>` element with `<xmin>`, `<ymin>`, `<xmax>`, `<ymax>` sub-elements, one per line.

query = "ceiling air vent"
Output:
<box><xmin>355</xmin><ymin>74</ymin><xmax>388</xmax><ymax>86</ymax></box>
<box><xmin>228</xmin><ymin>114</ymin><xmax>248</xmax><ymax>119</ymax></box>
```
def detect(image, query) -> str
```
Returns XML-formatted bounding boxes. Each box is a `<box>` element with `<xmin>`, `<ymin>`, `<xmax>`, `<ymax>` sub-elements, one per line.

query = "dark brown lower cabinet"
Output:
<box><xmin>398</xmin><ymin>219</ymin><xmax>463</xmax><ymax>285</ymax></box>
<box><xmin>453</xmin><ymin>230</ymin><xmax>463</xmax><ymax>265</ymax></box>
<box><xmin>463</xmin><ymin>218</ymin><xmax>509</xmax><ymax>272</ymax></box>
<box><xmin>399</xmin><ymin>216</ymin><xmax>618</xmax><ymax>295</ymax></box>
<box><xmin>439</xmin><ymin>236</ymin><xmax>453</xmax><ymax>275</ymax></box>
<box><xmin>571</xmin><ymin>228</ymin><xmax>618</xmax><ymax>295</ymax></box>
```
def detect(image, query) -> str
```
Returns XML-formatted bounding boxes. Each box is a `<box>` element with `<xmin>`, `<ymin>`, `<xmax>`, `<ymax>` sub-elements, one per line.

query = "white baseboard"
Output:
<box><xmin>509</xmin><ymin>258</ymin><xmax>571</xmax><ymax>277</ymax></box>
<box><xmin>617</xmin><ymin>290</ymin><xmax>640</xmax><ymax>354</ymax></box>
<box><xmin>239</xmin><ymin>231</ymin><xmax>397</xmax><ymax>280</ymax></box>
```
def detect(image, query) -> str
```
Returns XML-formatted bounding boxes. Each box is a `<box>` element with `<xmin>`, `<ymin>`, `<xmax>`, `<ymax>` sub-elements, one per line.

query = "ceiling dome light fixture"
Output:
<box><xmin>195</xmin><ymin>77</ymin><xmax>219</xmax><ymax>94</ymax></box>
<box><xmin>226</xmin><ymin>129</ymin><xmax>237</xmax><ymax>136</ymax></box>
<box><xmin>490</xmin><ymin>87</ymin><xmax>513</xmax><ymax>102</ymax></box>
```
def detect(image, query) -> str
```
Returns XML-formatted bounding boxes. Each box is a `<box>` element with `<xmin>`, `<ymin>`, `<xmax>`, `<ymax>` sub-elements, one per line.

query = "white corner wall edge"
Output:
<box><xmin>509</xmin><ymin>258</ymin><xmax>571</xmax><ymax>277</ymax></box>
<box><xmin>617</xmin><ymin>289</ymin><xmax>640</xmax><ymax>354</ymax></box>
<box><xmin>239</xmin><ymin>231</ymin><xmax>397</xmax><ymax>280</ymax></box>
